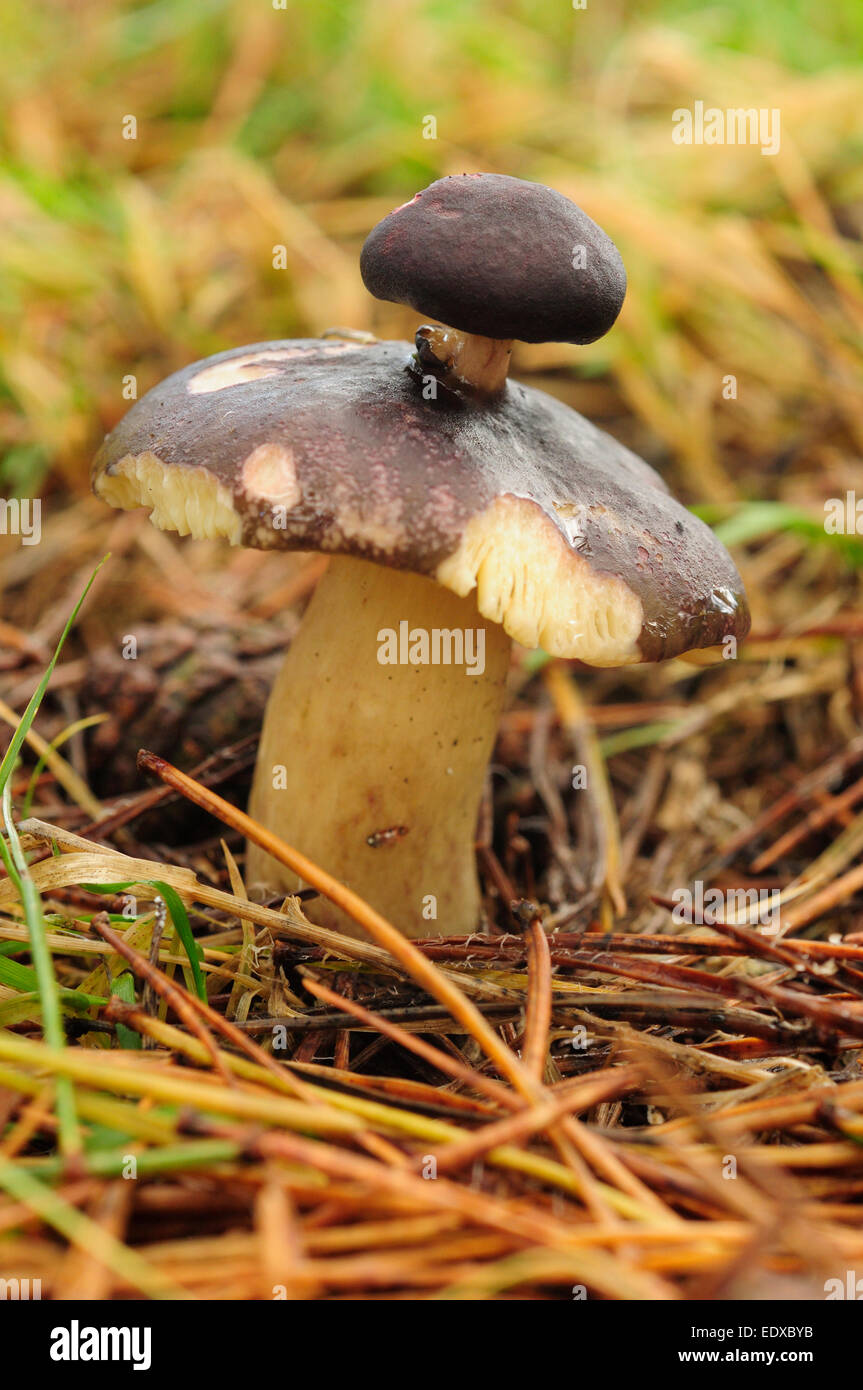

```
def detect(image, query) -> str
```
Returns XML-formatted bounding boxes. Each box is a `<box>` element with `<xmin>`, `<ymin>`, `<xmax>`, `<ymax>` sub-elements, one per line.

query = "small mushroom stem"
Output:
<box><xmin>246</xmin><ymin>555</ymin><xmax>511</xmax><ymax>938</ymax></box>
<box><xmin>415</xmin><ymin>325</ymin><xmax>513</xmax><ymax>397</ymax></box>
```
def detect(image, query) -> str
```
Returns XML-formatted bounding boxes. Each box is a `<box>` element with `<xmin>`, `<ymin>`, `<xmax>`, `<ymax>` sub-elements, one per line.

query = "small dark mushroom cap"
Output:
<box><xmin>360</xmin><ymin>174</ymin><xmax>627</xmax><ymax>344</ymax></box>
<box><xmin>92</xmin><ymin>338</ymin><xmax>749</xmax><ymax>664</ymax></box>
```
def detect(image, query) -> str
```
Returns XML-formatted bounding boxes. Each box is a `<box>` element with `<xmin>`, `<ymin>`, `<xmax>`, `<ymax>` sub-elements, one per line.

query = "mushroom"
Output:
<box><xmin>92</xmin><ymin>174</ymin><xmax>750</xmax><ymax>939</ymax></box>
<box><xmin>360</xmin><ymin>172</ymin><xmax>627</xmax><ymax>398</ymax></box>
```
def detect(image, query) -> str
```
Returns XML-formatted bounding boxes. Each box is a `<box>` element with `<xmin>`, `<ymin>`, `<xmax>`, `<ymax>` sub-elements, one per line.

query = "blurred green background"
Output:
<box><xmin>1</xmin><ymin>0</ymin><xmax>862</xmax><ymax>540</ymax></box>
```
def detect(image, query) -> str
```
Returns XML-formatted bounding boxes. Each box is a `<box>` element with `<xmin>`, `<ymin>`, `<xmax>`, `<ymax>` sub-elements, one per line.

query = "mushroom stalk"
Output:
<box><xmin>415</xmin><ymin>324</ymin><xmax>513</xmax><ymax>397</ymax></box>
<box><xmin>246</xmin><ymin>555</ymin><xmax>511</xmax><ymax>937</ymax></box>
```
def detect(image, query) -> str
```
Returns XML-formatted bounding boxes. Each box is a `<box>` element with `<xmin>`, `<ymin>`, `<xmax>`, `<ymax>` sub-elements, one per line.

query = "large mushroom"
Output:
<box><xmin>92</xmin><ymin>173</ymin><xmax>750</xmax><ymax>939</ymax></box>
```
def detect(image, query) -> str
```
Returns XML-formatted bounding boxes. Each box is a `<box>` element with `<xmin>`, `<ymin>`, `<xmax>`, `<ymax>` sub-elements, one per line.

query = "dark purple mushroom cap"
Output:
<box><xmin>360</xmin><ymin>174</ymin><xmax>627</xmax><ymax>344</ymax></box>
<box><xmin>91</xmin><ymin>337</ymin><xmax>749</xmax><ymax>665</ymax></box>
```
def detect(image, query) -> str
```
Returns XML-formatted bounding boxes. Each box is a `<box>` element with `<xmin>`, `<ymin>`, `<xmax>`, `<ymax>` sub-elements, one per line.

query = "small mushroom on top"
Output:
<box><xmin>92</xmin><ymin>174</ymin><xmax>749</xmax><ymax>939</ymax></box>
<box><xmin>361</xmin><ymin>172</ymin><xmax>627</xmax><ymax>397</ymax></box>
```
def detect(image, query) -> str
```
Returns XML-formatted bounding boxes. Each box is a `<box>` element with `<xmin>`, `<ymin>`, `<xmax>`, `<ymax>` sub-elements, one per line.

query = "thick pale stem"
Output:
<box><xmin>246</xmin><ymin>556</ymin><xmax>511</xmax><ymax>938</ymax></box>
<box><xmin>415</xmin><ymin>325</ymin><xmax>513</xmax><ymax>397</ymax></box>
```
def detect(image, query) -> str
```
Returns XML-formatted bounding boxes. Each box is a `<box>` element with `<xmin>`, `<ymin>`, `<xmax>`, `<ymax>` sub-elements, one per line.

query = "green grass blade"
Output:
<box><xmin>0</xmin><ymin>557</ymin><xmax>108</xmax><ymax>1157</ymax></box>
<box><xmin>149</xmin><ymin>880</ymin><xmax>207</xmax><ymax>1002</ymax></box>
<box><xmin>0</xmin><ymin>555</ymin><xmax>108</xmax><ymax>796</ymax></box>
<box><xmin>83</xmin><ymin>878</ymin><xmax>207</xmax><ymax>1002</ymax></box>
<box><xmin>692</xmin><ymin>501</ymin><xmax>863</xmax><ymax>567</ymax></box>
<box><xmin>113</xmin><ymin>971</ymin><xmax>143</xmax><ymax>1049</ymax></box>
<box><xmin>2</xmin><ymin>784</ymin><xmax>81</xmax><ymax>1156</ymax></box>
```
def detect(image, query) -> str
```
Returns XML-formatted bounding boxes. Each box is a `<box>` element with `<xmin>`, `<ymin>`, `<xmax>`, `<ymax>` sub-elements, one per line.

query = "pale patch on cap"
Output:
<box><xmin>188</xmin><ymin>343</ymin><xmax>364</xmax><ymax>395</ymax></box>
<box><xmin>241</xmin><ymin>442</ymin><xmax>301</xmax><ymax>508</ymax></box>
